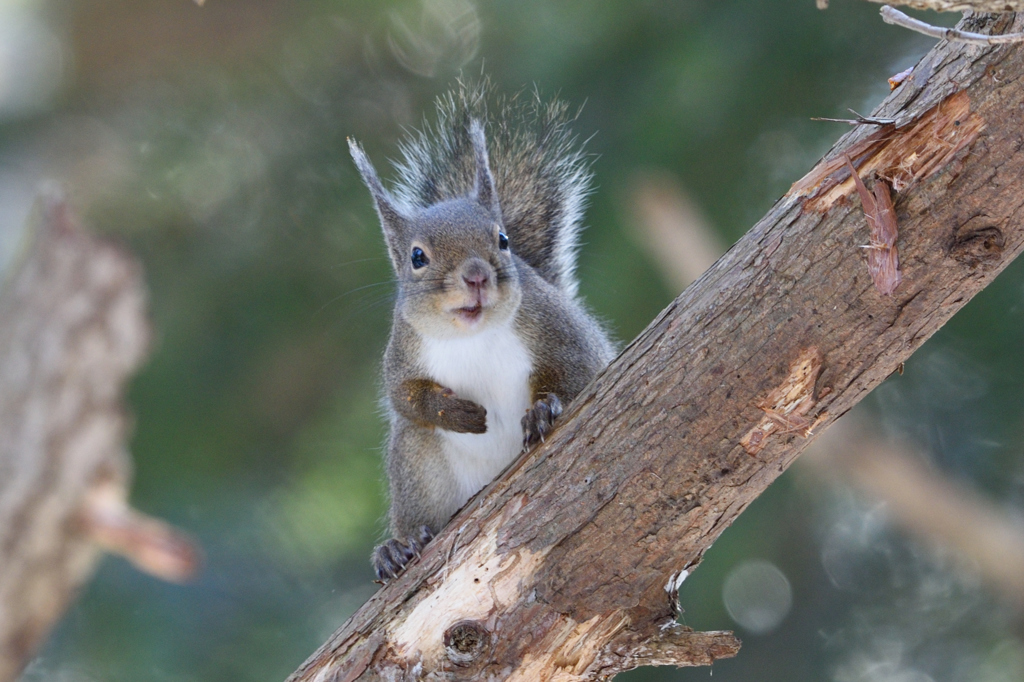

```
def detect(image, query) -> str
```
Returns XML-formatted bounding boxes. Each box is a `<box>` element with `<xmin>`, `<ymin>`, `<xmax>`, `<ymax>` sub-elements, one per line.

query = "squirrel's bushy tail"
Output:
<box><xmin>391</xmin><ymin>79</ymin><xmax>593</xmax><ymax>298</ymax></box>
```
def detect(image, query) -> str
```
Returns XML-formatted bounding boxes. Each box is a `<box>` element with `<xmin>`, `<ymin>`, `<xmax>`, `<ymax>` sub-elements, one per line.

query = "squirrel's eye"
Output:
<box><xmin>411</xmin><ymin>247</ymin><xmax>429</xmax><ymax>269</ymax></box>
<box><xmin>498</xmin><ymin>232</ymin><xmax>509</xmax><ymax>251</ymax></box>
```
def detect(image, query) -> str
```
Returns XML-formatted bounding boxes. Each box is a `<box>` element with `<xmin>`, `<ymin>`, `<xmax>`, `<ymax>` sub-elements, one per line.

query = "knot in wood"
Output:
<box><xmin>443</xmin><ymin>619</ymin><xmax>489</xmax><ymax>666</ymax></box>
<box><xmin>951</xmin><ymin>216</ymin><xmax>1005</xmax><ymax>267</ymax></box>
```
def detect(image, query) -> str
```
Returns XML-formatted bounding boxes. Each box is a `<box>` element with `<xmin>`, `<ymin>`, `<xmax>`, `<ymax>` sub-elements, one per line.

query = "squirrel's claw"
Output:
<box><xmin>372</xmin><ymin>526</ymin><xmax>435</xmax><ymax>581</ymax></box>
<box><xmin>372</xmin><ymin>542</ymin><xmax>405</xmax><ymax>581</ymax></box>
<box><xmin>522</xmin><ymin>393</ymin><xmax>563</xmax><ymax>451</ymax></box>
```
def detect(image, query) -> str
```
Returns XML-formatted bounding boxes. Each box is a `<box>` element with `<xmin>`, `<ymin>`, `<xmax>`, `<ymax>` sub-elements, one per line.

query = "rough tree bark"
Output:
<box><xmin>0</xmin><ymin>193</ymin><xmax>197</xmax><ymax>682</ymax></box>
<box><xmin>285</xmin><ymin>11</ymin><xmax>1024</xmax><ymax>682</ymax></box>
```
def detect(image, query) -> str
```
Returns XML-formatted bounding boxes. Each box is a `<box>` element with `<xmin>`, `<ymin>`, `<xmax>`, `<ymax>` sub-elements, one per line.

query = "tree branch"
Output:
<box><xmin>881</xmin><ymin>5</ymin><xmax>1024</xmax><ymax>43</ymax></box>
<box><xmin>821</xmin><ymin>2</ymin><xmax>1024</xmax><ymax>12</ymax></box>
<box><xmin>287</xmin><ymin>12</ymin><xmax>1024</xmax><ymax>681</ymax></box>
<box><xmin>0</xmin><ymin>191</ymin><xmax>198</xmax><ymax>682</ymax></box>
<box><xmin>823</xmin><ymin>2</ymin><xmax>1024</xmax><ymax>17</ymax></box>
<box><xmin>865</xmin><ymin>1</ymin><xmax>1024</xmax><ymax>12</ymax></box>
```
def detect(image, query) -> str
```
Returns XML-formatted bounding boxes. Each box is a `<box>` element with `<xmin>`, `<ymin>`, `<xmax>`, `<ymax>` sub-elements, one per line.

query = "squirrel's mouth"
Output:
<box><xmin>454</xmin><ymin>304</ymin><xmax>484</xmax><ymax>323</ymax></box>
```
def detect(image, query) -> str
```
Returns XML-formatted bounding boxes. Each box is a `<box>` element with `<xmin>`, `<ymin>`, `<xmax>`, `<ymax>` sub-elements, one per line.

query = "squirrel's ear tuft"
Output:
<box><xmin>468</xmin><ymin>120</ymin><xmax>502</xmax><ymax>220</ymax></box>
<box><xmin>348</xmin><ymin>137</ymin><xmax>408</xmax><ymax>270</ymax></box>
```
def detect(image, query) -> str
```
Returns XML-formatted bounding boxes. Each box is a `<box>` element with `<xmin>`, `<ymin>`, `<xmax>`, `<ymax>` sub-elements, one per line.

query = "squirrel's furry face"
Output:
<box><xmin>398</xmin><ymin>198</ymin><xmax>521</xmax><ymax>338</ymax></box>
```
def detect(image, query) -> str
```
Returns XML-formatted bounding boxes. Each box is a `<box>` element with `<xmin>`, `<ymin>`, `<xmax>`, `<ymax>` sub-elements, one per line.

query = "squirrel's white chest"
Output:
<box><xmin>419</xmin><ymin>322</ymin><xmax>533</xmax><ymax>503</ymax></box>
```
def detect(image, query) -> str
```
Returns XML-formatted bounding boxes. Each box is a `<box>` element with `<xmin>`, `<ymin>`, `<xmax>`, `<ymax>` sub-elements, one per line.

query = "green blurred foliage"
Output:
<box><xmin>3</xmin><ymin>1</ymin><xmax>1021</xmax><ymax>681</ymax></box>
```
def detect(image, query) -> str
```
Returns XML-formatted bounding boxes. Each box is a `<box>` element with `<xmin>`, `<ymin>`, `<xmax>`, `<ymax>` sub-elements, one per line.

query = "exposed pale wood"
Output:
<box><xmin>0</xmin><ymin>192</ymin><xmax>151</xmax><ymax>682</ymax></box>
<box><xmin>288</xmin><ymin>12</ymin><xmax>1024</xmax><ymax>682</ymax></box>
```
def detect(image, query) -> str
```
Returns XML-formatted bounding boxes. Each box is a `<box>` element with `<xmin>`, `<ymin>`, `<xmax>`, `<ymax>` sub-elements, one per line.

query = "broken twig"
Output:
<box><xmin>812</xmin><ymin>109</ymin><xmax>896</xmax><ymax>126</ymax></box>
<box><xmin>82</xmin><ymin>480</ymin><xmax>202</xmax><ymax>583</ymax></box>
<box><xmin>889</xmin><ymin>66</ymin><xmax>914</xmax><ymax>90</ymax></box>
<box><xmin>880</xmin><ymin>5</ymin><xmax>1024</xmax><ymax>45</ymax></box>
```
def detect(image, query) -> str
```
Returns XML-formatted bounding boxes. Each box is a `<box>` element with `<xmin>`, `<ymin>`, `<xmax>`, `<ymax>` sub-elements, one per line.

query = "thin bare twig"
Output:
<box><xmin>880</xmin><ymin>5</ymin><xmax>1024</xmax><ymax>45</ymax></box>
<box><xmin>868</xmin><ymin>0</ymin><xmax>1024</xmax><ymax>12</ymax></box>
<box><xmin>812</xmin><ymin>109</ymin><xmax>896</xmax><ymax>126</ymax></box>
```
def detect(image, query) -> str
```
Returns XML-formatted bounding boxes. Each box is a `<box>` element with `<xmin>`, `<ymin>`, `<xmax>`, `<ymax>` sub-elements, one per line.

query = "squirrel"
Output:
<box><xmin>348</xmin><ymin>82</ymin><xmax>615</xmax><ymax>581</ymax></box>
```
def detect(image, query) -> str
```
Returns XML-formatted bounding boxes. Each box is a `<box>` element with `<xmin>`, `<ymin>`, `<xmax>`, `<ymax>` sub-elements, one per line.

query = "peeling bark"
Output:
<box><xmin>843</xmin><ymin>156</ymin><xmax>902</xmax><ymax>296</ymax></box>
<box><xmin>287</xmin><ymin>13</ymin><xmax>1024</xmax><ymax>682</ymax></box>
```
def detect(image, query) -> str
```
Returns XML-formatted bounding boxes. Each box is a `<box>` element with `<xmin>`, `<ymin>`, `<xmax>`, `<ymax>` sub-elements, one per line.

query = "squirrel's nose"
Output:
<box><xmin>462</xmin><ymin>262</ymin><xmax>490</xmax><ymax>289</ymax></box>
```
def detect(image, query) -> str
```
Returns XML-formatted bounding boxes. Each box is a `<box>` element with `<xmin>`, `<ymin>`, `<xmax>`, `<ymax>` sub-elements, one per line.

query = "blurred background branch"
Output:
<box><xmin>804</xmin><ymin>419</ymin><xmax>1024</xmax><ymax>610</ymax></box>
<box><xmin>0</xmin><ymin>192</ymin><xmax>198</xmax><ymax>682</ymax></box>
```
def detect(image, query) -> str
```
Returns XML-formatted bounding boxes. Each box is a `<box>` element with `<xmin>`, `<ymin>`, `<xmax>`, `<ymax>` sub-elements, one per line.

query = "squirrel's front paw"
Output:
<box><xmin>438</xmin><ymin>389</ymin><xmax>487</xmax><ymax>434</ymax></box>
<box><xmin>522</xmin><ymin>393</ymin><xmax>563</xmax><ymax>451</ymax></box>
<box><xmin>372</xmin><ymin>526</ymin><xmax>435</xmax><ymax>581</ymax></box>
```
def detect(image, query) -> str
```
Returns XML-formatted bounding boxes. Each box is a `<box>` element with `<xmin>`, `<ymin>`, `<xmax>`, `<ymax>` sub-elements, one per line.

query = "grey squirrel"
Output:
<box><xmin>348</xmin><ymin>83</ymin><xmax>615</xmax><ymax>581</ymax></box>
